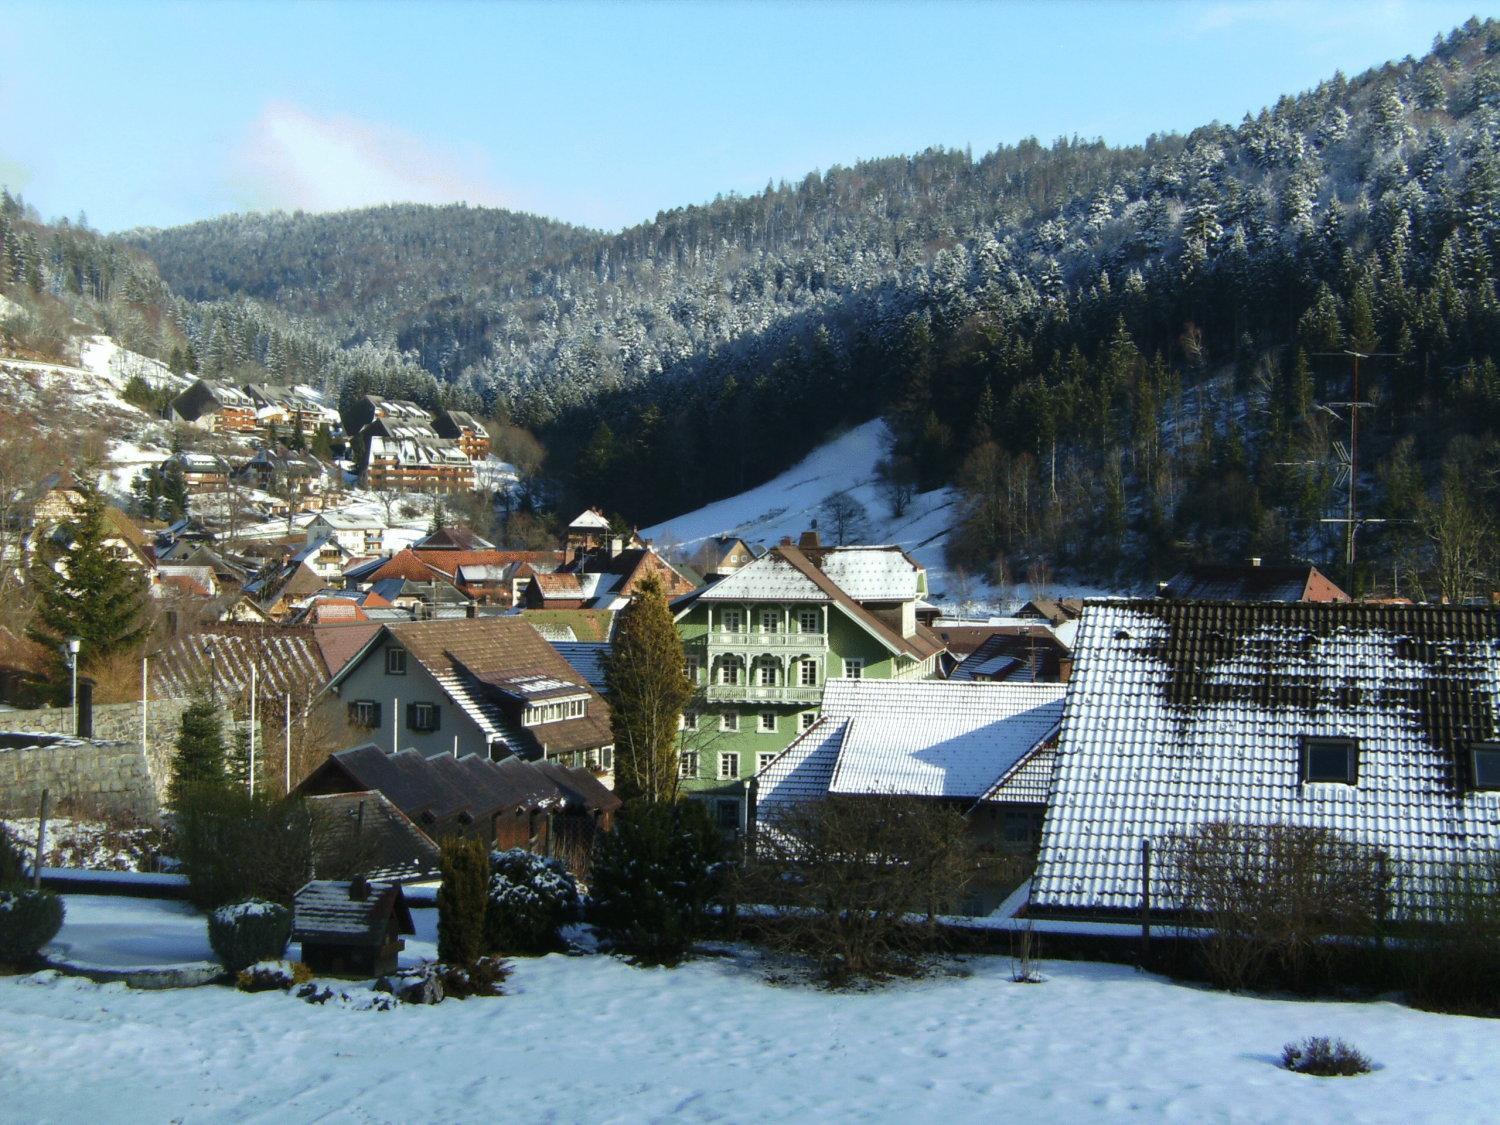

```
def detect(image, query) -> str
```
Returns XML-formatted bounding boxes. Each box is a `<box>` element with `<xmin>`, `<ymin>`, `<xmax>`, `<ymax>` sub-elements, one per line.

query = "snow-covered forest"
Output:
<box><xmin>8</xmin><ymin>18</ymin><xmax>1500</xmax><ymax>595</ymax></box>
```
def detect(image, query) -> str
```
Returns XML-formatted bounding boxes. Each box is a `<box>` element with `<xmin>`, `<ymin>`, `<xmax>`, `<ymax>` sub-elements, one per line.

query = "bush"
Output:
<box><xmin>208</xmin><ymin>900</ymin><xmax>292</xmax><ymax>974</ymax></box>
<box><xmin>437</xmin><ymin>837</ymin><xmax>489</xmax><ymax>966</ymax></box>
<box><xmin>735</xmin><ymin>796</ymin><xmax>974</xmax><ymax>983</ymax></box>
<box><xmin>0</xmin><ymin>827</ymin><xmax>26</xmax><ymax>888</ymax></box>
<box><xmin>434</xmin><ymin>955</ymin><xmax>510</xmax><ymax>999</ymax></box>
<box><xmin>237</xmin><ymin>959</ymin><xmax>312</xmax><ymax>992</ymax></box>
<box><xmin>588</xmin><ymin>800</ymin><xmax>724</xmax><ymax>964</ymax></box>
<box><xmin>1281</xmin><ymin>1037</ymin><xmax>1373</xmax><ymax>1076</ymax></box>
<box><xmin>1405</xmin><ymin>853</ymin><xmax>1500</xmax><ymax>1015</ymax></box>
<box><xmin>0</xmin><ymin>889</ymin><xmax>64</xmax><ymax>964</ymax></box>
<box><xmin>173</xmin><ymin>785</ymin><xmax>317</xmax><ymax>909</ymax></box>
<box><xmin>485</xmin><ymin>849</ymin><xmax>580</xmax><ymax>954</ymax></box>
<box><xmin>1161</xmin><ymin>822</ymin><xmax>1387</xmax><ymax>992</ymax></box>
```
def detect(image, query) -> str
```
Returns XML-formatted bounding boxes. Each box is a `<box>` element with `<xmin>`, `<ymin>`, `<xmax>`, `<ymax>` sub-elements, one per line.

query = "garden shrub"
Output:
<box><xmin>173</xmin><ymin>785</ymin><xmax>316</xmax><ymax>909</ymax></box>
<box><xmin>437</xmin><ymin>837</ymin><xmax>489</xmax><ymax>965</ymax></box>
<box><xmin>1405</xmin><ymin>853</ymin><xmax>1500</xmax><ymax>1015</ymax></box>
<box><xmin>1161</xmin><ymin>822</ymin><xmax>1386</xmax><ymax>992</ymax></box>
<box><xmin>208</xmin><ymin>900</ymin><xmax>292</xmax><ymax>974</ymax></box>
<box><xmin>0</xmin><ymin>826</ymin><xmax>26</xmax><ymax>887</ymax></box>
<box><xmin>237</xmin><ymin>959</ymin><xmax>312</xmax><ymax>992</ymax></box>
<box><xmin>588</xmin><ymin>800</ymin><xmax>724</xmax><ymax>964</ymax></box>
<box><xmin>0</xmin><ymin>889</ymin><xmax>64</xmax><ymax>964</ymax></box>
<box><xmin>1281</xmin><ymin>1037</ymin><xmax>1373</xmax><ymax>1076</ymax></box>
<box><xmin>434</xmin><ymin>955</ymin><xmax>510</xmax><ymax>999</ymax></box>
<box><xmin>485</xmin><ymin>849</ymin><xmax>580</xmax><ymax>954</ymax></box>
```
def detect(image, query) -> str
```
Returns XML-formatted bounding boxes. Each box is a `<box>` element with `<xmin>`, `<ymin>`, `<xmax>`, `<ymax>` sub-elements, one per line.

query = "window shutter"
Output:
<box><xmin>347</xmin><ymin>701</ymin><xmax>359</xmax><ymax>725</ymax></box>
<box><xmin>406</xmin><ymin>702</ymin><xmax>417</xmax><ymax>730</ymax></box>
<box><xmin>430</xmin><ymin>705</ymin><xmax>440</xmax><ymax>732</ymax></box>
<box><xmin>371</xmin><ymin>701</ymin><xmax>381</xmax><ymax>727</ymax></box>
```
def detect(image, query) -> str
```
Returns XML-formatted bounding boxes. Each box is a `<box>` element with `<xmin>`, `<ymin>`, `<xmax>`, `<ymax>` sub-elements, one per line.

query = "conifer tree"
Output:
<box><xmin>28</xmin><ymin>469</ymin><xmax>147</xmax><ymax>692</ymax></box>
<box><xmin>170</xmin><ymin>693</ymin><xmax>228</xmax><ymax>805</ymax></box>
<box><xmin>605</xmin><ymin>574</ymin><xmax>692</xmax><ymax>804</ymax></box>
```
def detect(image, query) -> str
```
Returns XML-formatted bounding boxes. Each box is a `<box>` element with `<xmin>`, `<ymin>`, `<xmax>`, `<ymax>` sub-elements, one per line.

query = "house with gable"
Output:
<box><xmin>755</xmin><ymin>678</ymin><xmax>1066</xmax><ymax>864</ymax></box>
<box><xmin>169</xmin><ymin>379</ymin><xmax>258</xmax><ymax>433</ymax></box>
<box><xmin>321</xmin><ymin>616</ymin><xmax>615</xmax><ymax>776</ymax></box>
<box><xmin>670</xmin><ymin>532</ymin><xmax>945</xmax><ymax>823</ymax></box>
<box><xmin>1029</xmin><ymin>600</ymin><xmax>1500</xmax><ymax>923</ymax></box>
<box><xmin>1159</xmin><ymin>559</ymin><xmax>1350</xmax><ymax>603</ymax></box>
<box><xmin>432</xmin><ymin>409</ymin><xmax>492</xmax><ymax>461</ymax></box>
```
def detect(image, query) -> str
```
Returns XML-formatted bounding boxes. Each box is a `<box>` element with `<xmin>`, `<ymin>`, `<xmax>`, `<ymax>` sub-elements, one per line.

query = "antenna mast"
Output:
<box><xmin>1312</xmin><ymin>349</ymin><xmax>1390</xmax><ymax>587</ymax></box>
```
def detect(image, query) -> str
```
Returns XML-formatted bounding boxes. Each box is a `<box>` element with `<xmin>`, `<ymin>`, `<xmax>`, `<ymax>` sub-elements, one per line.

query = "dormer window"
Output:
<box><xmin>523</xmin><ymin>698</ymin><xmax>587</xmax><ymax>726</ymax></box>
<box><xmin>1470</xmin><ymin>744</ymin><xmax>1500</xmax><ymax>791</ymax></box>
<box><xmin>1301</xmin><ymin>737</ymin><xmax>1359</xmax><ymax>785</ymax></box>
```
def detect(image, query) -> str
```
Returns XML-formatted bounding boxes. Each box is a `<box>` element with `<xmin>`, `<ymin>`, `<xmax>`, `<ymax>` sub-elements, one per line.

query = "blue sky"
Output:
<box><xmin>0</xmin><ymin>1</ymin><xmax>1488</xmax><ymax>233</ymax></box>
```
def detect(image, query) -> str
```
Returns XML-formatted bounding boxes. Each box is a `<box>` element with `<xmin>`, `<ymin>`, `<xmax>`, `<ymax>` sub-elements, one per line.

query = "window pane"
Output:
<box><xmin>1474</xmin><ymin>748</ymin><xmax>1500</xmax><ymax>788</ymax></box>
<box><xmin>1305</xmin><ymin>741</ymin><xmax>1353</xmax><ymax>782</ymax></box>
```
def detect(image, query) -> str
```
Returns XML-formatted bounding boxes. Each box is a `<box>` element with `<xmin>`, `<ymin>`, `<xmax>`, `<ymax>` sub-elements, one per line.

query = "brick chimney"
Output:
<box><xmin>798</xmin><ymin>529</ymin><xmax>821</xmax><ymax>549</ymax></box>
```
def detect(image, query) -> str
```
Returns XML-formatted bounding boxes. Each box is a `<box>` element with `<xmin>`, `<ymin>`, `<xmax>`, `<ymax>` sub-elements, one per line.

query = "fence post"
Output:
<box><xmin>33</xmin><ymin>788</ymin><xmax>49</xmax><ymax>890</ymax></box>
<box><xmin>1139</xmin><ymin>838</ymin><xmax>1152</xmax><ymax>965</ymax></box>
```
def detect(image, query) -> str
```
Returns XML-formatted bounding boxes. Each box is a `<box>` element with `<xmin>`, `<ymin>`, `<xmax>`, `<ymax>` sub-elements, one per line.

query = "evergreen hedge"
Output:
<box><xmin>0</xmin><ymin>889</ymin><xmax>65</xmax><ymax>965</ymax></box>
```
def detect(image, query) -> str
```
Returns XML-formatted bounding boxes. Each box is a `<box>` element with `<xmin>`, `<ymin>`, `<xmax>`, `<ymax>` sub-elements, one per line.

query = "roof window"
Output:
<box><xmin>1469</xmin><ymin>744</ymin><xmax>1500</xmax><ymax>791</ymax></box>
<box><xmin>1300</xmin><ymin>736</ymin><xmax>1359</xmax><ymax>785</ymax></box>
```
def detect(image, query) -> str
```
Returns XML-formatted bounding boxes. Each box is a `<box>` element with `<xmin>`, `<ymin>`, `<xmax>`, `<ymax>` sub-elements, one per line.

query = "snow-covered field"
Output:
<box><xmin>2</xmin><ymin>895</ymin><xmax>1497</xmax><ymax>1122</ymax></box>
<box><xmin>642</xmin><ymin>419</ymin><xmax>1119</xmax><ymax>611</ymax></box>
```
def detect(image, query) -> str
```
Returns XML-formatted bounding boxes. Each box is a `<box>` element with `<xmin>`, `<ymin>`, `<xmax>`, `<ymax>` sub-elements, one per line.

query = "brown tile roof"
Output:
<box><xmin>305</xmin><ymin>790</ymin><xmax>442</xmax><ymax>882</ymax></box>
<box><xmin>313</xmin><ymin>621</ymin><xmax>384</xmax><ymax>679</ymax></box>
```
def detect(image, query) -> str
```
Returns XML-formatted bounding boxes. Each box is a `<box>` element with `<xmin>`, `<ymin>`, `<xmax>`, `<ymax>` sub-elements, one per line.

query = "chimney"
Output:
<box><xmin>465</xmin><ymin>600</ymin><xmax>477</xmax><ymax>619</ymax></box>
<box><xmin>609</xmin><ymin>536</ymin><xmax>623</xmax><ymax>558</ymax></box>
<box><xmin>1249</xmin><ymin>557</ymin><xmax>1262</xmax><ymax>567</ymax></box>
<box><xmin>1156</xmin><ymin>581</ymin><xmax>1169</xmax><ymax>595</ymax></box>
<box><xmin>779</xmin><ymin>536</ymin><xmax>793</xmax><ymax>547</ymax></box>
<box><xmin>76</xmin><ymin>678</ymin><xmax>94</xmax><ymax>739</ymax></box>
<box><xmin>798</xmin><ymin>529</ymin><xmax>821</xmax><ymax>549</ymax></box>
<box><xmin>348</xmin><ymin>875</ymin><xmax>371</xmax><ymax>902</ymax></box>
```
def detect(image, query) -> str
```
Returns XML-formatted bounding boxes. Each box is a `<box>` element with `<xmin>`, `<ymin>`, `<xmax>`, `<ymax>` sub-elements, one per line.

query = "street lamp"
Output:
<box><xmin>64</xmin><ymin>638</ymin><xmax>81</xmax><ymax>736</ymax></box>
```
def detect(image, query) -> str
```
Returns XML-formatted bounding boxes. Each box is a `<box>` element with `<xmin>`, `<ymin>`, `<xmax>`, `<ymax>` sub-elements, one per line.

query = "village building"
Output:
<box><xmin>948</xmin><ymin>628</ymin><xmax>1073</xmax><ymax>683</ymax></box>
<box><xmin>306</xmin><ymin>511</ymin><xmax>386</xmax><ymax>556</ymax></box>
<box><xmin>432</xmin><ymin>409</ymin><xmax>492</xmax><ymax>461</ymax></box>
<box><xmin>321</xmin><ymin>617</ymin><xmax>616</xmax><ymax>774</ymax></box>
<box><xmin>1028</xmin><ymin>600</ymin><xmax>1500</xmax><ymax>922</ymax></box>
<box><xmin>297</xmin><ymin>742</ymin><xmax>620</xmax><ymax>854</ymax></box>
<box><xmin>304</xmin><ymin>790</ymin><xmax>442</xmax><ymax>883</ymax></box>
<box><xmin>694</xmin><ymin>536</ymin><xmax>758</xmax><ymax>579</ymax></box>
<box><xmin>564</xmin><ymin>508</ymin><xmax>613</xmax><ymax>560</ymax></box>
<box><xmin>755</xmin><ymin>678</ymin><xmax>1066</xmax><ymax>903</ymax></box>
<box><xmin>242</xmin><ymin>383</ymin><xmax>343</xmax><ymax>439</ymax></box>
<box><xmin>670</xmin><ymin>533</ymin><xmax>946</xmax><ymax>822</ymax></box>
<box><xmin>160</xmin><ymin>451</ymin><xmax>232</xmax><ymax>495</ymax></box>
<box><xmin>169</xmin><ymin>379</ymin><xmax>258</xmax><ymax>433</ymax></box>
<box><xmin>1159</xmin><ymin>559</ymin><xmax>1351</xmax><ymax>602</ymax></box>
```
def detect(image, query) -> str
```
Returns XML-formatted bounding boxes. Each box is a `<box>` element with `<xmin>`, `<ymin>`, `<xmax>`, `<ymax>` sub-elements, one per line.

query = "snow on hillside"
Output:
<box><xmin>643</xmin><ymin>419</ymin><xmax>1116</xmax><ymax>611</ymax></box>
<box><xmin>2</xmin><ymin>901</ymin><xmax>1498</xmax><ymax>1123</ymax></box>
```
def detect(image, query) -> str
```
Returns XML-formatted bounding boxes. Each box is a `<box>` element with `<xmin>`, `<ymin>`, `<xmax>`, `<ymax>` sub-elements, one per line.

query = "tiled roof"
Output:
<box><xmin>568</xmin><ymin>508</ymin><xmax>612</xmax><ymax>531</ymax></box>
<box><xmin>549</xmin><ymin>641</ymin><xmax>611</xmax><ymax>693</ymax></box>
<box><xmin>1161</xmin><ymin>563</ymin><xmax>1349</xmax><ymax>602</ymax></box>
<box><xmin>304</xmin><ymin>791</ymin><xmax>442</xmax><ymax>882</ymax></box>
<box><xmin>1030</xmin><ymin>600</ymin><xmax>1500</xmax><ymax>918</ymax></box>
<box><xmin>756</xmin><ymin>717</ymin><xmax>848</xmax><ymax>819</ymax></box>
<box><xmin>150</xmin><ymin>624</ymin><xmax>330</xmax><ymax>699</ymax></box>
<box><xmin>292</xmin><ymin>879</ymin><xmax>413</xmax><ymax>944</ymax></box>
<box><xmin>517</xmin><ymin>609</ymin><xmax>615</xmax><ymax>642</ymax></box>
<box><xmin>951</xmin><ymin>631</ymin><xmax>1069</xmax><ymax>683</ymax></box>
<box><xmin>807</xmin><ymin>546</ymin><xmax>923</xmax><ymax>601</ymax></box>
<box><xmin>825</xmin><ymin>679</ymin><xmax>1065</xmax><ymax>799</ymax></box>
<box><xmin>696</xmin><ymin>553</ymin><xmax>830</xmax><ymax>602</ymax></box>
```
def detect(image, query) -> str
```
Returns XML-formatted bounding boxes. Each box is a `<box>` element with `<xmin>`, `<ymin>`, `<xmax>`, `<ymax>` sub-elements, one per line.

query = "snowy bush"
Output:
<box><xmin>485</xmin><ymin>849</ymin><xmax>580</xmax><ymax>954</ymax></box>
<box><xmin>236</xmin><ymin>959</ymin><xmax>312</xmax><ymax>993</ymax></box>
<box><xmin>0</xmin><ymin>889</ymin><xmax>64</xmax><ymax>964</ymax></box>
<box><xmin>1281</xmin><ymin>1037</ymin><xmax>1373</xmax><ymax>1077</ymax></box>
<box><xmin>295</xmin><ymin>982</ymin><xmax>399</xmax><ymax>1011</ymax></box>
<box><xmin>588</xmin><ymin>801</ymin><xmax>724</xmax><ymax>964</ymax></box>
<box><xmin>381</xmin><ymin>956</ymin><xmax>510</xmax><ymax>1002</ymax></box>
<box><xmin>208</xmin><ymin>900</ymin><xmax>292</xmax><ymax>974</ymax></box>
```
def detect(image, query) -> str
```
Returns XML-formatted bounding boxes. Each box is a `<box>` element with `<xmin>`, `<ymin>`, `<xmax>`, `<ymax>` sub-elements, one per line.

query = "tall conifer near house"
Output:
<box><xmin>605</xmin><ymin>574</ymin><xmax>692</xmax><ymax>804</ymax></box>
<box><xmin>170</xmin><ymin>692</ymin><xmax>228</xmax><ymax>805</ymax></box>
<box><xmin>28</xmin><ymin>468</ymin><xmax>147</xmax><ymax>694</ymax></box>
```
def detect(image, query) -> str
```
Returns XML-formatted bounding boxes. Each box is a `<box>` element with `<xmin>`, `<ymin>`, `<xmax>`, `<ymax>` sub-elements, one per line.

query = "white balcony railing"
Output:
<box><xmin>705</xmin><ymin>630</ymin><xmax>826</xmax><ymax>649</ymax></box>
<box><xmin>705</xmin><ymin>683</ymin><xmax>822</xmax><ymax>705</ymax></box>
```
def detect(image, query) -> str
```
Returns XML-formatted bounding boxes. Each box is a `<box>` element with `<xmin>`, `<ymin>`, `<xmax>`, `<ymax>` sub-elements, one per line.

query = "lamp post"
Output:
<box><xmin>64</xmin><ymin>638</ymin><xmax>81</xmax><ymax>736</ymax></box>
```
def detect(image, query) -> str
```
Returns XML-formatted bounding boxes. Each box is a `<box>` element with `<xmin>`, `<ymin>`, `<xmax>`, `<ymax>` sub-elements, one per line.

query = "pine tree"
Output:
<box><xmin>170</xmin><ymin>693</ymin><xmax>228</xmax><ymax>805</ymax></box>
<box><xmin>605</xmin><ymin>574</ymin><xmax>692</xmax><ymax>804</ymax></box>
<box><xmin>28</xmin><ymin>470</ymin><xmax>147</xmax><ymax>692</ymax></box>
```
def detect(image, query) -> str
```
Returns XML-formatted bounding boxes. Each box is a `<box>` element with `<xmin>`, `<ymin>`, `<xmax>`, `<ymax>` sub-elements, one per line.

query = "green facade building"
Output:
<box><xmin>671</xmin><ymin>538</ymin><xmax>945</xmax><ymax>830</ymax></box>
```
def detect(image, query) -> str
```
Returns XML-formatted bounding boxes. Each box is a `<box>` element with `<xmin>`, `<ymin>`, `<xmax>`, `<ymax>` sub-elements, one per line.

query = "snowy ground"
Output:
<box><xmin>2</xmin><ymin>896</ymin><xmax>1498</xmax><ymax>1121</ymax></box>
<box><xmin>641</xmin><ymin>419</ymin><xmax>1120</xmax><ymax>612</ymax></box>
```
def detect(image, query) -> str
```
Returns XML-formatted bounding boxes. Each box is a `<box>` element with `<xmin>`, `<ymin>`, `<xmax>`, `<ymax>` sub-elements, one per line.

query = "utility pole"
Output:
<box><xmin>1313</xmin><ymin>350</ymin><xmax>1392</xmax><ymax>590</ymax></box>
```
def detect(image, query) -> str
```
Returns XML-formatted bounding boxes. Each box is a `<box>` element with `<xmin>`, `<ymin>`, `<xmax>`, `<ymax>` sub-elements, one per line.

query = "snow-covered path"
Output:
<box><xmin>1</xmin><ymin>942</ymin><xmax>1496</xmax><ymax>1122</ymax></box>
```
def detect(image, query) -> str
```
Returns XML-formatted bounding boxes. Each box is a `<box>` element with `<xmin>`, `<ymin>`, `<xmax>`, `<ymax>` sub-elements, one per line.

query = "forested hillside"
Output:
<box><xmin>119</xmin><ymin>18</ymin><xmax>1500</xmax><ymax>596</ymax></box>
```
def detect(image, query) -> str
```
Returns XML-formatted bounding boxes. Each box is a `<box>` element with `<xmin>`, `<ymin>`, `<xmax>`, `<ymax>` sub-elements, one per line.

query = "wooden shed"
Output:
<box><xmin>292</xmin><ymin>878</ymin><xmax>415</xmax><ymax>978</ymax></box>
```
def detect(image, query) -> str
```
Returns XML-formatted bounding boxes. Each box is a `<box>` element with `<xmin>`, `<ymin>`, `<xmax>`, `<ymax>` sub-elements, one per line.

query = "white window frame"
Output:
<box><xmin>681</xmin><ymin>711</ymin><xmax>699</xmax><ymax>731</ymax></box>
<box><xmin>408</xmin><ymin>701</ymin><xmax>439</xmax><ymax>732</ymax></box>
<box><xmin>798</xmin><ymin>609</ymin><xmax>819</xmax><ymax>633</ymax></box>
<box><xmin>799</xmin><ymin>659</ymin><xmax>818</xmax><ymax>687</ymax></box>
<box><xmin>758</xmin><ymin>751</ymin><xmax>777</xmax><ymax>772</ymax></box>
<box><xmin>760</xmin><ymin>609</ymin><xmax>780</xmax><ymax>633</ymax></box>
<box><xmin>800</xmin><ymin>711</ymin><xmax>817</xmax><ymax>731</ymax></box>
<box><xmin>385</xmin><ymin>647</ymin><xmax>407</xmax><ymax>675</ymax></box>
<box><xmin>684</xmin><ymin>655</ymin><xmax>700</xmax><ymax>684</ymax></box>
<box><xmin>759</xmin><ymin>712</ymin><xmax>777</xmax><ymax>733</ymax></box>
<box><xmin>679</xmin><ymin>750</ymin><xmax>699</xmax><ymax>779</ymax></box>
<box><xmin>719</xmin><ymin>656</ymin><xmax>743</xmax><ymax>685</ymax></box>
<box><xmin>718</xmin><ymin>751</ymin><xmax>740</xmax><ymax>780</ymax></box>
<box><xmin>758</xmin><ymin>661</ymin><xmax>777</xmax><ymax>686</ymax></box>
<box><xmin>721</xmin><ymin>609</ymin><xmax>743</xmax><ymax>633</ymax></box>
<box><xmin>843</xmin><ymin>658</ymin><xmax>865</xmax><ymax>679</ymax></box>
<box><xmin>720</xmin><ymin>712</ymin><xmax>739</xmax><ymax>733</ymax></box>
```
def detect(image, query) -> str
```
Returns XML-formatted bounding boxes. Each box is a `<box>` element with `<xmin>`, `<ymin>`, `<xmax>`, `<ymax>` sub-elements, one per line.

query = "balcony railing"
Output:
<box><xmin>705</xmin><ymin>630</ymin><xmax>827</xmax><ymax>649</ymax></box>
<box><xmin>705</xmin><ymin>683</ymin><xmax>823</xmax><ymax>705</ymax></box>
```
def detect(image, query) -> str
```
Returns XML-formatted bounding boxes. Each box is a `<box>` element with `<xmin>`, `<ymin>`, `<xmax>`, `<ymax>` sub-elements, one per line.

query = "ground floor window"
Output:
<box><xmin>718</xmin><ymin>751</ymin><xmax>740</xmax><ymax>780</ymax></box>
<box><xmin>715</xmin><ymin>799</ymin><xmax>740</xmax><ymax>832</ymax></box>
<box><xmin>679</xmin><ymin>751</ymin><xmax>699</xmax><ymax>779</ymax></box>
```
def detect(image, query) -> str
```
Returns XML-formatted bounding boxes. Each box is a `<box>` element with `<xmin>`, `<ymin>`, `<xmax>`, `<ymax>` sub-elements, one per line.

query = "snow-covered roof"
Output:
<box><xmin>825</xmin><ymin>679</ymin><xmax>1065</xmax><ymax>799</ymax></box>
<box><xmin>291</xmin><ymin>879</ymin><xmax>412</xmax><ymax>944</ymax></box>
<box><xmin>756</xmin><ymin>679</ymin><xmax>1064</xmax><ymax>814</ymax></box>
<box><xmin>549</xmin><ymin>641</ymin><xmax>611</xmax><ymax>693</ymax></box>
<box><xmin>695</xmin><ymin>554</ymin><xmax>830</xmax><ymax>603</ymax></box>
<box><xmin>1030</xmin><ymin>600</ymin><xmax>1500</xmax><ymax>919</ymax></box>
<box><xmin>568</xmin><ymin>508</ymin><xmax>612</xmax><ymax>531</ymax></box>
<box><xmin>813</xmin><ymin>547</ymin><xmax>923</xmax><ymax>601</ymax></box>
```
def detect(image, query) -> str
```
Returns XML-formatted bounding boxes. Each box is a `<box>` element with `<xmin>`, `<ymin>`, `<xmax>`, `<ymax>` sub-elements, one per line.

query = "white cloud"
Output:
<box><xmin>229</xmin><ymin>102</ymin><xmax>513</xmax><ymax>213</ymax></box>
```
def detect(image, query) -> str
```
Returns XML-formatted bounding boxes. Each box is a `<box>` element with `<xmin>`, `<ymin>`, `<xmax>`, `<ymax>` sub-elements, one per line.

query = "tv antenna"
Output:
<box><xmin>1311</xmin><ymin>349</ymin><xmax>1392</xmax><ymax>586</ymax></box>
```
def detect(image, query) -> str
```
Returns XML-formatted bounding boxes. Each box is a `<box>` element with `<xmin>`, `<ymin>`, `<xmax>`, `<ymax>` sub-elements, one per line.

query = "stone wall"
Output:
<box><xmin>0</xmin><ymin>735</ymin><xmax>160</xmax><ymax>823</ymax></box>
<box><xmin>0</xmin><ymin>699</ymin><xmax>192</xmax><ymax>808</ymax></box>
